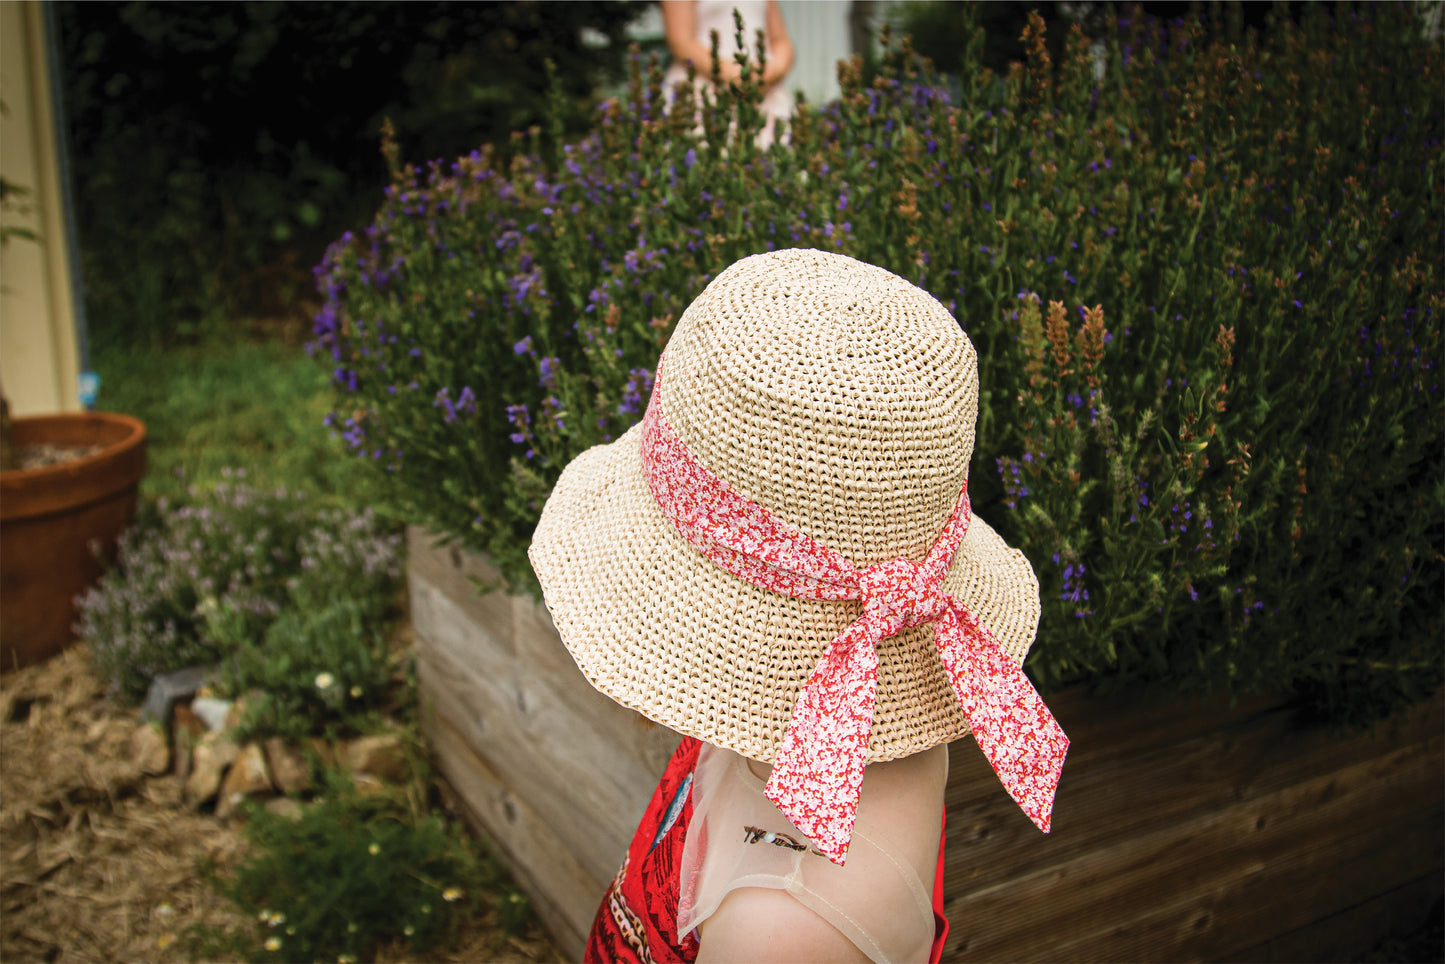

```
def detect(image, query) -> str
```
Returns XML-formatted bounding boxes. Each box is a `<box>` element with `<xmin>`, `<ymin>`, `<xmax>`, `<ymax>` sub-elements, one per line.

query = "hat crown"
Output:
<box><xmin>661</xmin><ymin>249</ymin><xmax>980</xmax><ymax>566</ymax></box>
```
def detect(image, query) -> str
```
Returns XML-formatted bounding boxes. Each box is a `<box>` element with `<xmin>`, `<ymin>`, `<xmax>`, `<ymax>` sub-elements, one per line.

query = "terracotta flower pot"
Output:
<box><xmin>1</xmin><ymin>412</ymin><xmax>147</xmax><ymax>669</ymax></box>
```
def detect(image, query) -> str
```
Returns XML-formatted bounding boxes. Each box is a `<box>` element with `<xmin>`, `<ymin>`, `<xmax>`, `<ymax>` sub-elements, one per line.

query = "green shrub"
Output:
<box><xmin>212</xmin><ymin>597</ymin><xmax>394</xmax><ymax>743</ymax></box>
<box><xmin>315</xmin><ymin>5</ymin><xmax>1443</xmax><ymax>724</ymax></box>
<box><xmin>77</xmin><ymin>481</ymin><xmax>402</xmax><ymax>703</ymax></box>
<box><xmin>191</xmin><ymin>771</ymin><xmax>522</xmax><ymax>963</ymax></box>
<box><xmin>58</xmin><ymin>1</ymin><xmax>649</xmax><ymax>346</ymax></box>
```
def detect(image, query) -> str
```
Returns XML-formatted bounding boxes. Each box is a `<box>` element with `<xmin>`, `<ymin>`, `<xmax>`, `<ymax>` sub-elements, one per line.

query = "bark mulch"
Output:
<box><xmin>0</xmin><ymin>644</ymin><xmax>562</xmax><ymax>963</ymax></box>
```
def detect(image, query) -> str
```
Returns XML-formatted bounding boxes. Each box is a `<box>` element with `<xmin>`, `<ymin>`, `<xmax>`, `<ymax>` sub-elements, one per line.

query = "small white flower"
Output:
<box><xmin>315</xmin><ymin>672</ymin><xmax>335</xmax><ymax>689</ymax></box>
<box><xmin>264</xmin><ymin>936</ymin><xmax>282</xmax><ymax>951</ymax></box>
<box><xmin>349</xmin><ymin>685</ymin><xmax>363</xmax><ymax>699</ymax></box>
<box><xmin>368</xmin><ymin>842</ymin><xmax>380</xmax><ymax>855</ymax></box>
<box><xmin>442</xmin><ymin>886</ymin><xmax>463</xmax><ymax>902</ymax></box>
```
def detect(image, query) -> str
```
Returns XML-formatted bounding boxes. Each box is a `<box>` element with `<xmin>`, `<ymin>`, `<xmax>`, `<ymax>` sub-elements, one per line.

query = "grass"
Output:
<box><xmin>91</xmin><ymin>335</ymin><xmax>387</xmax><ymax>513</ymax></box>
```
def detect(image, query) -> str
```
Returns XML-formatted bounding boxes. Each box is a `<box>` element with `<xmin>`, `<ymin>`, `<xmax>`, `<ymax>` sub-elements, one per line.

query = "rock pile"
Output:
<box><xmin>135</xmin><ymin>667</ymin><xmax>415</xmax><ymax>820</ymax></box>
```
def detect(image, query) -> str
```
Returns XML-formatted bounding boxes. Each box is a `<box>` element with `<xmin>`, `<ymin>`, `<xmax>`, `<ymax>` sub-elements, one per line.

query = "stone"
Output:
<box><xmin>130</xmin><ymin>722</ymin><xmax>170</xmax><ymax>776</ymax></box>
<box><xmin>340</xmin><ymin>733</ymin><xmax>411</xmax><ymax>784</ymax></box>
<box><xmin>262</xmin><ymin>738</ymin><xmax>311</xmax><ymax>795</ymax></box>
<box><xmin>264</xmin><ymin>797</ymin><xmax>305</xmax><ymax>821</ymax></box>
<box><xmin>307</xmin><ymin>738</ymin><xmax>337</xmax><ymax>769</ymax></box>
<box><xmin>139</xmin><ymin>665</ymin><xmax>213</xmax><ymax>724</ymax></box>
<box><xmin>190</xmin><ymin>697</ymin><xmax>232</xmax><ymax>732</ymax></box>
<box><xmin>171</xmin><ymin>706</ymin><xmax>206</xmax><ymax>781</ymax></box>
<box><xmin>223</xmin><ymin>695</ymin><xmax>254</xmax><ymax>732</ymax></box>
<box><xmin>173</xmin><ymin>704</ymin><xmax>206</xmax><ymax>739</ymax></box>
<box><xmin>352</xmin><ymin>774</ymin><xmax>389</xmax><ymax>797</ymax></box>
<box><xmin>216</xmin><ymin>744</ymin><xmax>274</xmax><ymax>819</ymax></box>
<box><xmin>184</xmin><ymin>733</ymin><xmax>239</xmax><ymax>809</ymax></box>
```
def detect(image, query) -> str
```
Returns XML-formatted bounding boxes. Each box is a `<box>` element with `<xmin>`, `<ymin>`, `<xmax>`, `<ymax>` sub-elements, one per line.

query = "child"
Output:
<box><xmin>530</xmin><ymin>249</ymin><xmax>1068</xmax><ymax>963</ymax></box>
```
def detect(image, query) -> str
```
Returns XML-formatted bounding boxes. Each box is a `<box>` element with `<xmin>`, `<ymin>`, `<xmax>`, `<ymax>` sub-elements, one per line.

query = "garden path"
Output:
<box><xmin>0</xmin><ymin>643</ymin><xmax>564</xmax><ymax>963</ymax></box>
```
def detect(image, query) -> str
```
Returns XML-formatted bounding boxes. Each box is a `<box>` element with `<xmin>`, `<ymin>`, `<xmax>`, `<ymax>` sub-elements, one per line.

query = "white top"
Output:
<box><xmin>664</xmin><ymin>0</ymin><xmax>793</xmax><ymax>133</ymax></box>
<box><xmin>677</xmin><ymin>741</ymin><xmax>948</xmax><ymax>964</ymax></box>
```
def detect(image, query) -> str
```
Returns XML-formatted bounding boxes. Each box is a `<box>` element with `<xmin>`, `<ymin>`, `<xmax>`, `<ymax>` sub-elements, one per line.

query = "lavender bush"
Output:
<box><xmin>314</xmin><ymin>5</ymin><xmax>1442</xmax><ymax>724</ymax></box>
<box><xmin>78</xmin><ymin>475</ymin><xmax>403</xmax><ymax>704</ymax></box>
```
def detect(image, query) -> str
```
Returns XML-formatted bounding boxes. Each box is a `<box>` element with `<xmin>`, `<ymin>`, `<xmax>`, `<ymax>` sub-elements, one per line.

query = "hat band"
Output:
<box><xmin>639</xmin><ymin>354</ymin><xmax>1069</xmax><ymax>864</ymax></box>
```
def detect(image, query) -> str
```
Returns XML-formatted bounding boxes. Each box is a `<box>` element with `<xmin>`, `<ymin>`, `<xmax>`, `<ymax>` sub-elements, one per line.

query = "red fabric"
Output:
<box><xmin>585</xmin><ymin>737</ymin><xmax>702</xmax><ymax>964</ymax></box>
<box><xmin>586</xmin><ymin>736</ymin><xmax>954</xmax><ymax>964</ymax></box>
<box><xmin>929</xmin><ymin>810</ymin><xmax>950</xmax><ymax>964</ymax></box>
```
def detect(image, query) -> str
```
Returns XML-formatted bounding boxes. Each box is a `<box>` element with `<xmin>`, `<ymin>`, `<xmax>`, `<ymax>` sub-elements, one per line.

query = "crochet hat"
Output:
<box><xmin>530</xmin><ymin>249</ymin><xmax>1065</xmax><ymax>862</ymax></box>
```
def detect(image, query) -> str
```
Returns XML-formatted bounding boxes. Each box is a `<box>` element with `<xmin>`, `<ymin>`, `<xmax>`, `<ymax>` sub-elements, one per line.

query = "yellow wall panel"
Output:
<box><xmin>0</xmin><ymin>0</ymin><xmax>80</xmax><ymax>416</ymax></box>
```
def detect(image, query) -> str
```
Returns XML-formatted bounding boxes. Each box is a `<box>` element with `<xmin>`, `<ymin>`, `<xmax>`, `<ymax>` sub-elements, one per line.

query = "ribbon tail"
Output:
<box><xmin>763</xmin><ymin>619</ymin><xmax>881</xmax><ymax>865</ymax></box>
<box><xmin>936</xmin><ymin>611</ymin><xmax>1069</xmax><ymax>833</ymax></box>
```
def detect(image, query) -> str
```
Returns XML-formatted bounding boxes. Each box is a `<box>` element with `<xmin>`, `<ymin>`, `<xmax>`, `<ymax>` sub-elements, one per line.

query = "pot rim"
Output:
<box><xmin>1</xmin><ymin>411</ymin><xmax>148</xmax><ymax>521</ymax></box>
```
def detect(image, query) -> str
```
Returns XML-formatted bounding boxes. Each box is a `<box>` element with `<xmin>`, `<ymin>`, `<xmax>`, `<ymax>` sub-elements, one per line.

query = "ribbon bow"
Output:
<box><xmin>639</xmin><ymin>358</ymin><xmax>1069</xmax><ymax>864</ymax></box>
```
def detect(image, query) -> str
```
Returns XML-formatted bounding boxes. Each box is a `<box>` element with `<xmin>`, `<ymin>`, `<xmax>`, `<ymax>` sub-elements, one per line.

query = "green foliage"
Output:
<box><xmin>317</xmin><ymin>4</ymin><xmax>1443</xmax><ymax>725</ymax></box>
<box><xmin>191</xmin><ymin>771</ymin><xmax>523</xmax><ymax>963</ymax></box>
<box><xmin>57</xmin><ymin>1</ymin><xmax>648</xmax><ymax>345</ymax></box>
<box><xmin>77</xmin><ymin>481</ymin><xmax>402</xmax><ymax>705</ymax></box>
<box><xmin>213</xmin><ymin>597</ymin><xmax>393</xmax><ymax>744</ymax></box>
<box><xmin>92</xmin><ymin>338</ymin><xmax>390</xmax><ymax>512</ymax></box>
<box><xmin>885</xmin><ymin>0</ymin><xmax>1035</xmax><ymax>77</ymax></box>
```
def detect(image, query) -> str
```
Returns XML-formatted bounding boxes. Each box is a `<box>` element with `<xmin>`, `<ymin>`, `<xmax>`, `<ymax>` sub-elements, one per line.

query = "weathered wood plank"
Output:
<box><xmin>416</xmin><ymin>638</ymin><xmax>672</xmax><ymax>885</ymax></box>
<box><xmin>410</xmin><ymin>531</ymin><xmax>1444</xmax><ymax>963</ymax></box>
<box><xmin>409</xmin><ymin>536</ymin><xmax>680</xmax><ymax>791</ymax></box>
<box><xmin>425</xmin><ymin>708</ymin><xmax>597</xmax><ymax>958</ymax></box>
<box><xmin>1220</xmin><ymin>871</ymin><xmax>1445</xmax><ymax>964</ymax></box>
<box><xmin>1037</xmin><ymin>798</ymin><xmax>1443</xmax><ymax>964</ymax></box>
<box><xmin>407</xmin><ymin>527</ymin><xmax>515</xmax><ymax>654</ymax></box>
<box><xmin>410</xmin><ymin>572</ymin><xmax>515</xmax><ymax>685</ymax></box>
<box><xmin>409</xmin><ymin>526</ymin><xmax>679</xmax><ymax>914</ymax></box>
<box><xmin>413</xmin><ymin>580</ymin><xmax>679</xmax><ymax>787</ymax></box>
<box><xmin>942</xmin><ymin>732</ymin><xmax>1444</xmax><ymax>962</ymax></box>
<box><xmin>944</xmin><ymin>688</ymin><xmax>1444</xmax><ymax>895</ymax></box>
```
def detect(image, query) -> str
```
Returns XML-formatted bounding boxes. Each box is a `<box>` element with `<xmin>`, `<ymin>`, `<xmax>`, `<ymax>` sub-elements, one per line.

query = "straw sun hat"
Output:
<box><xmin>529</xmin><ymin>248</ymin><xmax>1041</xmax><ymax>767</ymax></box>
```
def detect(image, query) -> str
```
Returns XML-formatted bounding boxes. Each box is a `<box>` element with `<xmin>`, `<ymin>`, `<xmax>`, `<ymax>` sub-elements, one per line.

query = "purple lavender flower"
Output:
<box><xmin>618</xmin><ymin>367</ymin><xmax>655</xmax><ymax>417</ymax></box>
<box><xmin>434</xmin><ymin>388</ymin><xmax>458</xmax><ymax>424</ymax></box>
<box><xmin>456</xmin><ymin>386</ymin><xmax>478</xmax><ymax>415</ymax></box>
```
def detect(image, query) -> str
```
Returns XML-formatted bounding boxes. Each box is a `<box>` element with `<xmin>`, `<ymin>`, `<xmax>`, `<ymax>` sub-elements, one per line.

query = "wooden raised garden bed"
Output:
<box><xmin>408</xmin><ymin>528</ymin><xmax>1443</xmax><ymax>962</ymax></box>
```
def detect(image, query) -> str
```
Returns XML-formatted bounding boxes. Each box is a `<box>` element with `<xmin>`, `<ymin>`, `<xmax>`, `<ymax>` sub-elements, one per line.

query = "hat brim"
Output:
<box><xmin>529</xmin><ymin>421</ymin><xmax>1042</xmax><ymax>764</ymax></box>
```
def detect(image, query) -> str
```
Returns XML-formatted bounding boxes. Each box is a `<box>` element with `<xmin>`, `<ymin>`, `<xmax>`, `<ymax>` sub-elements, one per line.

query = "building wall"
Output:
<box><xmin>775</xmin><ymin>0</ymin><xmax>851</xmax><ymax>107</ymax></box>
<box><xmin>0</xmin><ymin>0</ymin><xmax>80</xmax><ymax>416</ymax></box>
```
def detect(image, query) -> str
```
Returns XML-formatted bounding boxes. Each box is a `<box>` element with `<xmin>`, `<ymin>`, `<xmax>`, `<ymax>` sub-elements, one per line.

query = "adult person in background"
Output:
<box><xmin>661</xmin><ymin>0</ymin><xmax>796</xmax><ymax>146</ymax></box>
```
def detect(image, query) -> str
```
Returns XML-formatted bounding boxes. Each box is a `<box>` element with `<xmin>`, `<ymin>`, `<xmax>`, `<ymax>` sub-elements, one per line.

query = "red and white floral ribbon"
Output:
<box><xmin>639</xmin><ymin>356</ymin><xmax>1069</xmax><ymax>865</ymax></box>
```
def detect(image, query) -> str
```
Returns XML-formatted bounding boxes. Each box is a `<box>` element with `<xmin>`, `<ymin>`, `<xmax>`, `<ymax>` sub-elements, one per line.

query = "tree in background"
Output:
<box><xmin>57</xmin><ymin>1</ymin><xmax>646</xmax><ymax>345</ymax></box>
<box><xmin>886</xmin><ymin>1</ymin><xmax>1292</xmax><ymax>78</ymax></box>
